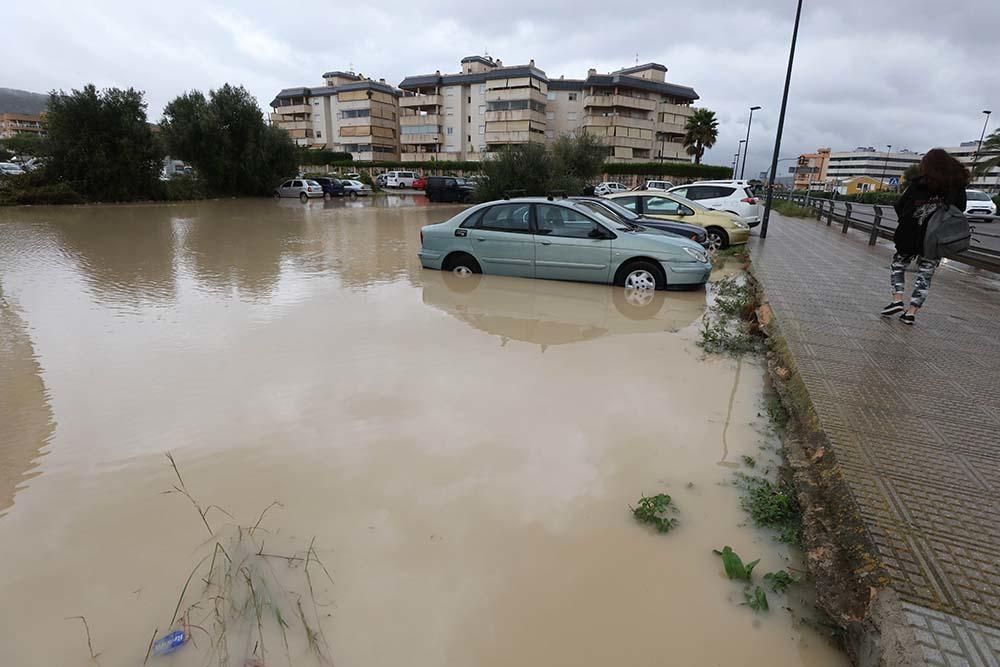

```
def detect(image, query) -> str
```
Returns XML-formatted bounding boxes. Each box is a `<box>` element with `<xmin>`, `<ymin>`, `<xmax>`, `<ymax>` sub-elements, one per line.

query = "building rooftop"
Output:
<box><xmin>321</xmin><ymin>71</ymin><xmax>362</xmax><ymax>81</ymax></box>
<box><xmin>399</xmin><ymin>64</ymin><xmax>548</xmax><ymax>90</ymax></box>
<box><xmin>271</xmin><ymin>79</ymin><xmax>399</xmax><ymax>107</ymax></box>
<box><xmin>613</xmin><ymin>62</ymin><xmax>668</xmax><ymax>75</ymax></box>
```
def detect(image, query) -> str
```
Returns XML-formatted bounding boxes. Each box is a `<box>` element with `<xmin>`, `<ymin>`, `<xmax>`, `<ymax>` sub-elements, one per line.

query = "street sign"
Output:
<box><xmin>888</xmin><ymin>177</ymin><xmax>900</xmax><ymax>187</ymax></box>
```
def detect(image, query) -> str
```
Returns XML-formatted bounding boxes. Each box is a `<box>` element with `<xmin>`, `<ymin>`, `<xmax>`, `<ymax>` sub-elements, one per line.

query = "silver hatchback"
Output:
<box><xmin>273</xmin><ymin>178</ymin><xmax>324</xmax><ymax>202</ymax></box>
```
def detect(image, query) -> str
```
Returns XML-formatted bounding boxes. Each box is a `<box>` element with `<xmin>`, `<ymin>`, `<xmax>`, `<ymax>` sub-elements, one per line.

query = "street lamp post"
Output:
<box><xmin>740</xmin><ymin>106</ymin><xmax>761</xmax><ymax>180</ymax></box>
<box><xmin>734</xmin><ymin>140</ymin><xmax>746</xmax><ymax>178</ymax></box>
<box><xmin>761</xmin><ymin>0</ymin><xmax>804</xmax><ymax>239</ymax></box>
<box><xmin>878</xmin><ymin>144</ymin><xmax>892</xmax><ymax>192</ymax></box>
<box><xmin>971</xmin><ymin>110</ymin><xmax>992</xmax><ymax>182</ymax></box>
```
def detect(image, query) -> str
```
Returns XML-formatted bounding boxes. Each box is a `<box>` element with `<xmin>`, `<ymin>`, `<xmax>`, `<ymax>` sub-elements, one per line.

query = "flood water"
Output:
<box><xmin>0</xmin><ymin>198</ymin><xmax>846</xmax><ymax>666</ymax></box>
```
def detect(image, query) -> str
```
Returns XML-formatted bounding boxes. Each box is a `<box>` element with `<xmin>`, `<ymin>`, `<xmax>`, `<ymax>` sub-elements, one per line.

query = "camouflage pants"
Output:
<box><xmin>891</xmin><ymin>252</ymin><xmax>940</xmax><ymax>308</ymax></box>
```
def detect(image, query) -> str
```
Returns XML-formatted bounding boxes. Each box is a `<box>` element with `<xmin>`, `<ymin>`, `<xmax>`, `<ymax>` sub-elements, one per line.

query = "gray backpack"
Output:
<box><xmin>923</xmin><ymin>204</ymin><xmax>970</xmax><ymax>259</ymax></box>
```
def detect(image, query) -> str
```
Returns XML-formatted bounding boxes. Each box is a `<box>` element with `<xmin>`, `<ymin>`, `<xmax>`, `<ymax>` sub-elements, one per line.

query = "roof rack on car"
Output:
<box><xmin>503</xmin><ymin>189</ymin><xmax>526</xmax><ymax>200</ymax></box>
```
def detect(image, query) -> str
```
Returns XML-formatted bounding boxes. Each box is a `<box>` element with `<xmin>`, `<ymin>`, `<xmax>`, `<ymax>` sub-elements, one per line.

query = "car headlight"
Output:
<box><xmin>732</xmin><ymin>219</ymin><xmax>749</xmax><ymax>229</ymax></box>
<box><xmin>683</xmin><ymin>246</ymin><xmax>710</xmax><ymax>263</ymax></box>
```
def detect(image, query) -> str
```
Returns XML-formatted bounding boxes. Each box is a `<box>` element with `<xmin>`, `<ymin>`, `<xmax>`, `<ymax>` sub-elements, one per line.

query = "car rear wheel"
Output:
<box><xmin>615</xmin><ymin>260</ymin><xmax>664</xmax><ymax>290</ymax></box>
<box><xmin>324</xmin><ymin>192</ymin><xmax>331</xmax><ymax>200</ymax></box>
<box><xmin>273</xmin><ymin>191</ymin><xmax>280</xmax><ymax>200</ymax></box>
<box><xmin>705</xmin><ymin>227</ymin><xmax>729</xmax><ymax>251</ymax></box>
<box><xmin>349</xmin><ymin>191</ymin><xmax>358</xmax><ymax>199</ymax></box>
<box><xmin>443</xmin><ymin>252</ymin><xmax>482</xmax><ymax>276</ymax></box>
<box><xmin>299</xmin><ymin>192</ymin><xmax>308</xmax><ymax>203</ymax></box>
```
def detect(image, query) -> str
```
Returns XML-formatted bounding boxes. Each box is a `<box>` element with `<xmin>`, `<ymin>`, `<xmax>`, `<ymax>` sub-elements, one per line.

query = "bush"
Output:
<box><xmin>159</xmin><ymin>175</ymin><xmax>207</xmax><ymax>201</ymax></box>
<box><xmin>0</xmin><ymin>181</ymin><xmax>84</xmax><ymax>205</ymax></box>
<box><xmin>298</xmin><ymin>149</ymin><xmax>353</xmax><ymax>165</ymax></box>
<box><xmin>771</xmin><ymin>200</ymin><xmax>813</xmax><ymax>218</ymax></box>
<box><xmin>477</xmin><ymin>142</ymin><xmax>554</xmax><ymax>201</ymax></box>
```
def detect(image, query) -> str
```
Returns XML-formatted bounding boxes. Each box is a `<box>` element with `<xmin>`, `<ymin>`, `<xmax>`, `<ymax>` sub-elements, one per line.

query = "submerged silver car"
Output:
<box><xmin>418</xmin><ymin>197</ymin><xmax>712</xmax><ymax>289</ymax></box>
<box><xmin>273</xmin><ymin>178</ymin><xmax>323</xmax><ymax>202</ymax></box>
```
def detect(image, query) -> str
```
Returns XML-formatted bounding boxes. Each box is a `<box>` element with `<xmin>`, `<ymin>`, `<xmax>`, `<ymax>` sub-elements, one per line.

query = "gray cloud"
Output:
<box><xmin>7</xmin><ymin>0</ymin><xmax>998</xmax><ymax>176</ymax></box>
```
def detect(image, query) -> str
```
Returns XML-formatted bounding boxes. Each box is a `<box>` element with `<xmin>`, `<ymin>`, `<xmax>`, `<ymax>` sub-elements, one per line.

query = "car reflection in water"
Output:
<box><xmin>421</xmin><ymin>271</ymin><xmax>707</xmax><ymax>348</ymax></box>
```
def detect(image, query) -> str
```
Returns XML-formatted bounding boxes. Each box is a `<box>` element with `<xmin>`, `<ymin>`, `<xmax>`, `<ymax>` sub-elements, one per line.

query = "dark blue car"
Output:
<box><xmin>313</xmin><ymin>177</ymin><xmax>346</xmax><ymax>199</ymax></box>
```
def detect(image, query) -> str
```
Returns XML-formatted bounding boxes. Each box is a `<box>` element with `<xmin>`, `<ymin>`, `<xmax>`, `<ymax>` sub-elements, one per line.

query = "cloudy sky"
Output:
<box><xmin>7</xmin><ymin>0</ymin><xmax>998</xmax><ymax>176</ymax></box>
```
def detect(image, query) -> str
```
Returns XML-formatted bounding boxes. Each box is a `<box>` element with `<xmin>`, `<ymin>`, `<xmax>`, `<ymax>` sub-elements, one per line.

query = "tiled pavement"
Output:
<box><xmin>749</xmin><ymin>215</ymin><xmax>1000</xmax><ymax>666</ymax></box>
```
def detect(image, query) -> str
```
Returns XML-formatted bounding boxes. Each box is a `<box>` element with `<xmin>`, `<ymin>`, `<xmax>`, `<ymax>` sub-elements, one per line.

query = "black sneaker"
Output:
<box><xmin>880</xmin><ymin>301</ymin><xmax>905</xmax><ymax>316</ymax></box>
<box><xmin>899</xmin><ymin>312</ymin><xmax>915</xmax><ymax>325</ymax></box>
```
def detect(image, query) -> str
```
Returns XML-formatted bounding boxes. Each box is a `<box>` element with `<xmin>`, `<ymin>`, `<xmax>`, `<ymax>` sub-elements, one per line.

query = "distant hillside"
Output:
<box><xmin>0</xmin><ymin>88</ymin><xmax>49</xmax><ymax>115</ymax></box>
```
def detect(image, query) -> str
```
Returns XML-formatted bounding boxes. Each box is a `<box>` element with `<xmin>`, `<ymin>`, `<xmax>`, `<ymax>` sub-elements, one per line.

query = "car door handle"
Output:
<box><xmin>475</xmin><ymin>238</ymin><xmax>487</xmax><ymax>242</ymax></box>
<box><xmin>540</xmin><ymin>240</ymin><xmax>552</xmax><ymax>245</ymax></box>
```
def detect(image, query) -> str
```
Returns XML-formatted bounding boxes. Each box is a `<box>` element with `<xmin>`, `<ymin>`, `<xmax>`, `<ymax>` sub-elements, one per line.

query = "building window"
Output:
<box><xmin>447</xmin><ymin>127</ymin><xmax>454</xmax><ymax>135</ymax></box>
<box><xmin>316</xmin><ymin>131</ymin><xmax>322</xmax><ymax>138</ymax></box>
<box><xmin>546</xmin><ymin>111</ymin><xmax>554</xmax><ymax>120</ymax></box>
<box><xmin>468</xmin><ymin>116</ymin><xmax>471</xmax><ymax>123</ymax></box>
<box><xmin>479</xmin><ymin>126</ymin><xmax>485</xmax><ymax>135</ymax></box>
<box><xmin>446</xmin><ymin>88</ymin><xmax>455</xmax><ymax>96</ymax></box>
<box><xmin>547</xmin><ymin>92</ymin><xmax>556</xmax><ymax>100</ymax></box>
<box><xmin>467</xmin><ymin>135</ymin><xmax>471</xmax><ymax>142</ymax></box>
<box><xmin>312</xmin><ymin>99</ymin><xmax>319</xmax><ymax>105</ymax></box>
<box><xmin>568</xmin><ymin>112</ymin><xmax>577</xmax><ymax>121</ymax></box>
<box><xmin>446</xmin><ymin>107</ymin><xmax>454</xmax><ymax>116</ymax></box>
<box><xmin>478</xmin><ymin>105</ymin><xmax>486</xmax><ymax>114</ymax></box>
<box><xmin>339</xmin><ymin>109</ymin><xmax>370</xmax><ymax>119</ymax></box>
<box><xmin>468</xmin><ymin>96</ymin><xmax>471</xmax><ymax>104</ymax></box>
<box><xmin>568</xmin><ymin>93</ymin><xmax>578</xmax><ymax>101</ymax></box>
<box><xmin>479</xmin><ymin>85</ymin><xmax>486</xmax><ymax>94</ymax></box>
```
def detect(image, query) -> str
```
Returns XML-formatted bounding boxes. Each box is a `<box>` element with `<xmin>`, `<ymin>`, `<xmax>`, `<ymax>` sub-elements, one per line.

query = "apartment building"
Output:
<box><xmin>0</xmin><ymin>112</ymin><xmax>46</xmax><ymax>139</ymax></box>
<box><xmin>397</xmin><ymin>57</ymin><xmax>699</xmax><ymax>162</ymax></box>
<box><xmin>273</xmin><ymin>56</ymin><xmax>700</xmax><ymax>164</ymax></box>
<box><xmin>270</xmin><ymin>71</ymin><xmax>400</xmax><ymax>161</ymax></box>
<box><xmin>792</xmin><ymin>148</ymin><xmax>830</xmax><ymax>189</ymax></box>
<box><xmin>940</xmin><ymin>141</ymin><xmax>1000</xmax><ymax>190</ymax></box>
<box><xmin>824</xmin><ymin>147</ymin><xmax>922</xmax><ymax>184</ymax></box>
<box><xmin>397</xmin><ymin>56</ymin><xmax>548</xmax><ymax>161</ymax></box>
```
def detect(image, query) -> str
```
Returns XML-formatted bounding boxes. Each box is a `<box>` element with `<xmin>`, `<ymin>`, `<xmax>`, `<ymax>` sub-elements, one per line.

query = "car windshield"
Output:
<box><xmin>571</xmin><ymin>202</ymin><xmax>631</xmax><ymax>231</ymax></box>
<box><xmin>305</xmin><ymin>180</ymin><xmax>319</xmax><ymax>186</ymax></box>
<box><xmin>666</xmin><ymin>193</ymin><xmax>711</xmax><ymax>212</ymax></box>
<box><xmin>576</xmin><ymin>199</ymin><xmax>640</xmax><ymax>224</ymax></box>
<box><xmin>967</xmin><ymin>191</ymin><xmax>992</xmax><ymax>201</ymax></box>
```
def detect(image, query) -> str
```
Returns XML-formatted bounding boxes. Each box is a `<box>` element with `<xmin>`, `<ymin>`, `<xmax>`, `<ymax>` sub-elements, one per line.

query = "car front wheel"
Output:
<box><xmin>616</xmin><ymin>260</ymin><xmax>664</xmax><ymax>290</ymax></box>
<box><xmin>299</xmin><ymin>192</ymin><xmax>308</xmax><ymax>203</ymax></box>
<box><xmin>349</xmin><ymin>191</ymin><xmax>358</xmax><ymax>199</ymax></box>
<box><xmin>273</xmin><ymin>192</ymin><xmax>281</xmax><ymax>200</ymax></box>
<box><xmin>705</xmin><ymin>227</ymin><xmax>729</xmax><ymax>251</ymax></box>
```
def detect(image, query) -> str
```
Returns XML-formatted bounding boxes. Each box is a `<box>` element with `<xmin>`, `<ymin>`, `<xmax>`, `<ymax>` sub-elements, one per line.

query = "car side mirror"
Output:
<box><xmin>588</xmin><ymin>228</ymin><xmax>610</xmax><ymax>240</ymax></box>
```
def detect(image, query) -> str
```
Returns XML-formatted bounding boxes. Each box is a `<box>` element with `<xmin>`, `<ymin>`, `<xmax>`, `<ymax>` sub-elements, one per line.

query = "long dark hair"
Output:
<box><xmin>919</xmin><ymin>148</ymin><xmax>969</xmax><ymax>192</ymax></box>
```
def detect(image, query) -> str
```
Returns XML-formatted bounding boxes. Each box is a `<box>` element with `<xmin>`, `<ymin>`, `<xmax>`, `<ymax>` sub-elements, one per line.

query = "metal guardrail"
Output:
<box><xmin>775</xmin><ymin>193</ymin><xmax>1000</xmax><ymax>272</ymax></box>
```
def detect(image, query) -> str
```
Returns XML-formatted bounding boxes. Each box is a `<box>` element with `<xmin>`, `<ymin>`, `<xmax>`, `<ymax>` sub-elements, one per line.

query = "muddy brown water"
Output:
<box><xmin>0</xmin><ymin>198</ymin><xmax>846</xmax><ymax>666</ymax></box>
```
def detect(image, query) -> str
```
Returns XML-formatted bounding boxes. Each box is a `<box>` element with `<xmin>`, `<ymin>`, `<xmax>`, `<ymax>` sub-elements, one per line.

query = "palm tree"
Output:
<box><xmin>682</xmin><ymin>109</ymin><xmax>719</xmax><ymax>164</ymax></box>
<box><xmin>974</xmin><ymin>129</ymin><xmax>1000</xmax><ymax>178</ymax></box>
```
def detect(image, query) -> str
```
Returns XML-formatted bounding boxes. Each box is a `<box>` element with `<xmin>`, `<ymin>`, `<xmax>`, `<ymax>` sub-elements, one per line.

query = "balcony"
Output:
<box><xmin>485</xmin><ymin>87</ymin><xmax>548</xmax><ymax>105</ymax></box>
<box><xmin>401</xmin><ymin>150</ymin><xmax>463</xmax><ymax>162</ymax></box>
<box><xmin>584</xmin><ymin>94</ymin><xmax>656</xmax><ymax>111</ymax></box>
<box><xmin>583</xmin><ymin>114</ymin><xmax>654</xmax><ymax>131</ymax></box>
<box><xmin>277</xmin><ymin>120</ymin><xmax>312</xmax><ymax>131</ymax></box>
<box><xmin>272</xmin><ymin>103</ymin><xmax>310</xmax><ymax>115</ymax></box>
<box><xmin>400</xmin><ymin>133</ymin><xmax>443</xmax><ymax>145</ymax></box>
<box><xmin>401</xmin><ymin>114</ymin><xmax>442</xmax><ymax>126</ymax></box>
<box><xmin>485</xmin><ymin>131</ymin><xmax>545</xmax><ymax>145</ymax></box>
<box><xmin>484</xmin><ymin>109</ymin><xmax>547</xmax><ymax>125</ymax></box>
<box><xmin>400</xmin><ymin>94</ymin><xmax>442</xmax><ymax>108</ymax></box>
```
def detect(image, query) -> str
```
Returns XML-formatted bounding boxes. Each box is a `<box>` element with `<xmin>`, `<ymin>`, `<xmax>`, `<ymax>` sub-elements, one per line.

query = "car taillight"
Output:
<box><xmin>741</xmin><ymin>197</ymin><xmax>757</xmax><ymax>204</ymax></box>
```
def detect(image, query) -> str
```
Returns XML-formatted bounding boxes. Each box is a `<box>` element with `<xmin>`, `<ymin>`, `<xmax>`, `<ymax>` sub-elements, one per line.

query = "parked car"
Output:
<box><xmin>313</xmin><ymin>177</ymin><xmax>346</xmax><ymax>199</ymax></box>
<box><xmin>608</xmin><ymin>191</ymin><xmax>750</xmax><ymax>251</ymax></box>
<box><xmin>341</xmin><ymin>179</ymin><xmax>373</xmax><ymax>197</ymax></box>
<box><xmin>965</xmin><ymin>189</ymin><xmax>997</xmax><ymax>219</ymax></box>
<box><xmin>0</xmin><ymin>162</ymin><xmax>26</xmax><ymax>176</ymax></box>
<box><xmin>425</xmin><ymin>176</ymin><xmax>475</xmax><ymax>203</ymax></box>
<box><xmin>418</xmin><ymin>197</ymin><xmax>712</xmax><ymax>290</ymax></box>
<box><xmin>342</xmin><ymin>172</ymin><xmax>361</xmax><ymax>180</ymax></box>
<box><xmin>568</xmin><ymin>196</ymin><xmax>710</xmax><ymax>248</ymax></box>
<box><xmin>644</xmin><ymin>180</ymin><xmax>674</xmax><ymax>191</ymax></box>
<box><xmin>273</xmin><ymin>178</ymin><xmax>324</xmax><ymax>202</ymax></box>
<box><xmin>413</xmin><ymin>176</ymin><xmax>427</xmax><ymax>190</ymax></box>
<box><xmin>594</xmin><ymin>181</ymin><xmax>628</xmax><ymax>196</ymax></box>
<box><xmin>667</xmin><ymin>181</ymin><xmax>763</xmax><ymax>227</ymax></box>
<box><xmin>375</xmin><ymin>173</ymin><xmax>388</xmax><ymax>188</ymax></box>
<box><xmin>384</xmin><ymin>170</ymin><xmax>419</xmax><ymax>188</ymax></box>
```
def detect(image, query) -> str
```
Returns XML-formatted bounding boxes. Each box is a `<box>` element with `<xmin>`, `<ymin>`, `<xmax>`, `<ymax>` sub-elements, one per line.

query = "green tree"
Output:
<box><xmin>160</xmin><ymin>84</ymin><xmax>297</xmax><ymax>197</ymax></box>
<box><xmin>45</xmin><ymin>85</ymin><xmax>164</xmax><ymax>201</ymax></box>
<box><xmin>549</xmin><ymin>131</ymin><xmax>607</xmax><ymax>193</ymax></box>
<box><xmin>901</xmin><ymin>164</ymin><xmax>919</xmax><ymax>186</ymax></box>
<box><xmin>0</xmin><ymin>133</ymin><xmax>49</xmax><ymax>158</ymax></box>
<box><xmin>682</xmin><ymin>108</ymin><xmax>719</xmax><ymax>165</ymax></box>
<box><xmin>478</xmin><ymin>142</ymin><xmax>553</xmax><ymax>201</ymax></box>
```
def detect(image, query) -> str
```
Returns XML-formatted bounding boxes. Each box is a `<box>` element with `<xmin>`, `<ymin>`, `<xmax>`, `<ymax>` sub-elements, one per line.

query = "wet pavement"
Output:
<box><xmin>750</xmin><ymin>213</ymin><xmax>1000</xmax><ymax>666</ymax></box>
<box><xmin>0</xmin><ymin>198</ymin><xmax>845</xmax><ymax>666</ymax></box>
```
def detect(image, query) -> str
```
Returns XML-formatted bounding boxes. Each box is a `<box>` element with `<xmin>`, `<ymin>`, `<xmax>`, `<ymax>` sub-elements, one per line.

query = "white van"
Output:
<box><xmin>644</xmin><ymin>180</ymin><xmax>674</xmax><ymax>191</ymax></box>
<box><xmin>385</xmin><ymin>171</ymin><xmax>419</xmax><ymax>188</ymax></box>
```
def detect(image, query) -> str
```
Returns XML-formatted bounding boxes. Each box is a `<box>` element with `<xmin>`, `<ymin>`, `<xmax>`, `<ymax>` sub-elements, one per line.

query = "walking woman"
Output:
<box><xmin>881</xmin><ymin>149</ymin><xmax>968</xmax><ymax>324</ymax></box>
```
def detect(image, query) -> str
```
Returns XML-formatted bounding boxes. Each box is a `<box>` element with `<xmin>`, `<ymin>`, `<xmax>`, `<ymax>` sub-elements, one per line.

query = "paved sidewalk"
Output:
<box><xmin>749</xmin><ymin>215</ymin><xmax>1000</xmax><ymax>666</ymax></box>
